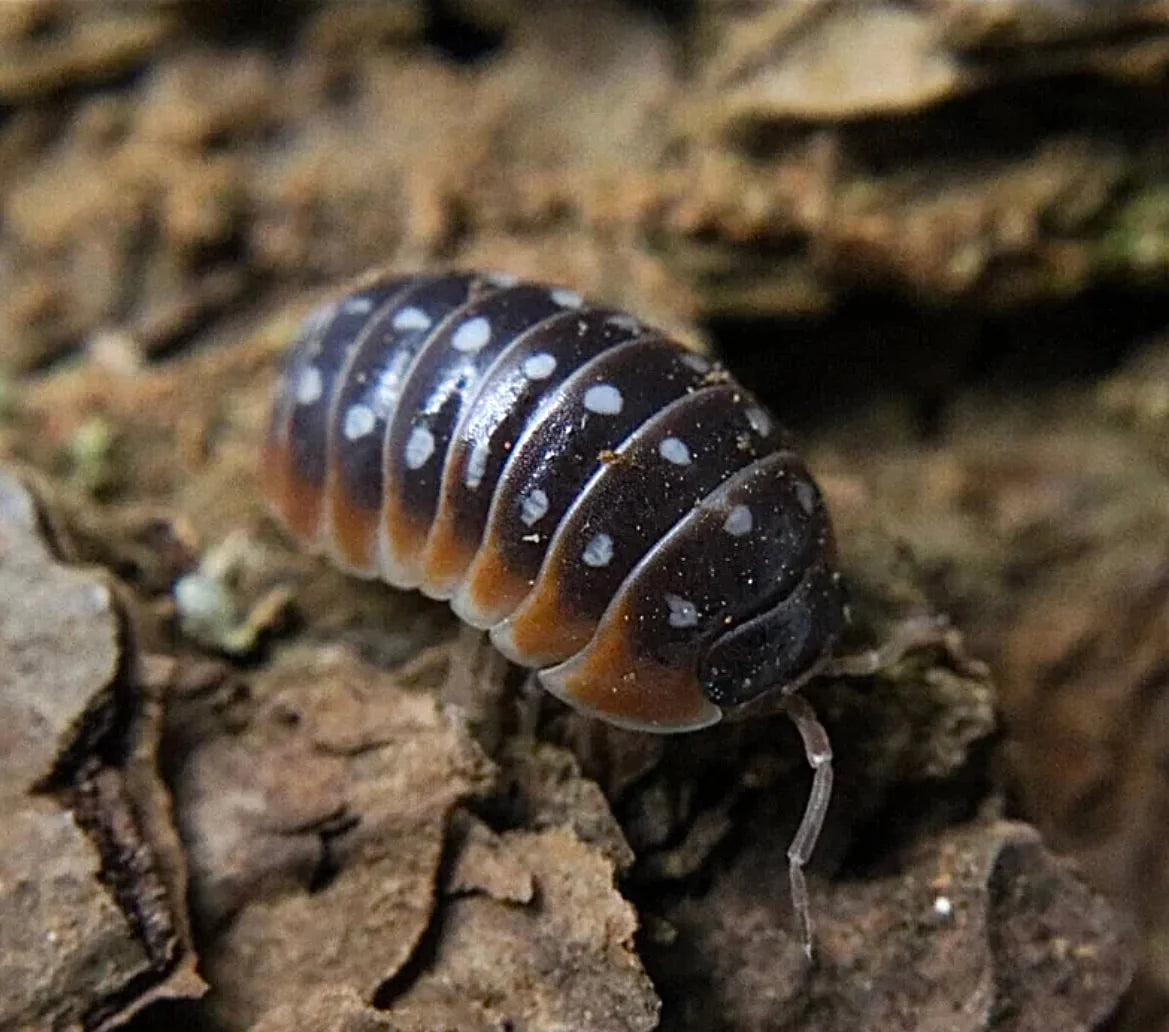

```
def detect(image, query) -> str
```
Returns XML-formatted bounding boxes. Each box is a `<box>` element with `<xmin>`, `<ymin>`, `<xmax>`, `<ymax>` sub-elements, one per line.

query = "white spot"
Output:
<box><xmin>371</xmin><ymin>349</ymin><xmax>413</xmax><ymax>417</ymax></box>
<box><xmin>452</xmin><ymin>316</ymin><xmax>492</xmax><ymax>354</ymax></box>
<box><xmin>465</xmin><ymin>440</ymin><xmax>490</xmax><ymax>489</ymax></box>
<box><xmin>343</xmin><ymin>296</ymin><xmax>374</xmax><ymax>314</ymax></box>
<box><xmin>486</xmin><ymin>271</ymin><xmax>518</xmax><ymax>287</ymax></box>
<box><xmin>583</xmin><ymin>384</ymin><xmax>623</xmax><ymax>416</ymax></box>
<box><xmin>745</xmin><ymin>406</ymin><xmax>773</xmax><ymax>437</ymax></box>
<box><xmin>550</xmin><ymin>287</ymin><xmax>583</xmax><ymax>309</ymax></box>
<box><xmin>933</xmin><ymin>896</ymin><xmax>953</xmax><ymax>918</ymax></box>
<box><xmin>582</xmin><ymin>532</ymin><xmax>614</xmax><ymax>568</ymax></box>
<box><xmin>405</xmin><ymin>426</ymin><xmax>436</xmax><ymax>469</ymax></box>
<box><xmin>795</xmin><ymin>479</ymin><xmax>817</xmax><ymax>515</ymax></box>
<box><xmin>681</xmin><ymin>351</ymin><xmax>711</xmax><ymax>373</ymax></box>
<box><xmin>522</xmin><ymin>352</ymin><xmax>557</xmax><ymax>380</ymax></box>
<box><xmin>665</xmin><ymin>594</ymin><xmax>699</xmax><ymax>628</ymax></box>
<box><xmin>723</xmin><ymin>504</ymin><xmax>754</xmax><ymax>536</ymax></box>
<box><xmin>343</xmin><ymin>403</ymin><xmax>376</xmax><ymax>440</ymax></box>
<box><xmin>520</xmin><ymin>488</ymin><xmax>549</xmax><ymax>527</ymax></box>
<box><xmin>606</xmin><ymin>313</ymin><xmax>640</xmax><ymax>334</ymax></box>
<box><xmin>303</xmin><ymin>301</ymin><xmax>337</xmax><ymax>336</ymax></box>
<box><xmin>295</xmin><ymin>365</ymin><xmax>323</xmax><ymax>405</ymax></box>
<box><xmin>393</xmin><ymin>306</ymin><xmax>432</xmax><ymax>332</ymax></box>
<box><xmin>659</xmin><ymin>436</ymin><xmax>691</xmax><ymax>466</ymax></box>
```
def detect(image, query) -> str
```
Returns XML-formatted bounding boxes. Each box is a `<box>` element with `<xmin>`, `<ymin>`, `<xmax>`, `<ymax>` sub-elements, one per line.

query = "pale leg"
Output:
<box><xmin>821</xmin><ymin>613</ymin><xmax>950</xmax><ymax>678</ymax></box>
<box><xmin>516</xmin><ymin>670</ymin><xmax>544</xmax><ymax>741</ymax></box>
<box><xmin>780</xmin><ymin>692</ymin><xmax>834</xmax><ymax>960</ymax></box>
<box><xmin>437</xmin><ymin>623</ymin><xmax>511</xmax><ymax>751</ymax></box>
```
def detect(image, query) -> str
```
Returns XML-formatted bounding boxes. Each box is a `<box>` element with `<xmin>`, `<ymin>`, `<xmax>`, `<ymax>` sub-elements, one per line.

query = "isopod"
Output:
<box><xmin>263</xmin><ymin>270</ymin><xmax>850</xmax><ymax>955</ymax></box>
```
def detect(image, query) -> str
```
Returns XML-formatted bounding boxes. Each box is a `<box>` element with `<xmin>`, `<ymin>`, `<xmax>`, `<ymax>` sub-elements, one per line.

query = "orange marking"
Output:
<box><xmin>326</xmin><ymin>480</ymin><xmax>379</xmax><ymax>573</ymax></box>
<box><xmin>460</xmin><ymin>545</ymin><xmax>534</xmax><ymax>625</ymax></box>
<box><xmin>259</xmin><ymin>432</ymin><xmax>287</xmax><ymax>514</ymax></box>
<box><xmin>420</xmin><ymin>503</ymin><xmax>479</xmax><ymax>597</ymax></box>
<box><xmin>505</xmin><ymin>574</ymin><xmax>596</xmax><ymax>668</ymax></box>
<box><xmin>261</xmin><ymin>415</ymin><xmax>322</xmax><ymax>548</ymax></box>
<box><xmin>381</xmin><ymin>493</ymin><xmax>430</xmax><ymax>585</ymax></box>
<box><xmin>543</xmin><ymin>599</ymin><xmax>717</xmax><ymax>729</ymax></box>
<box><xmin>279</xmin><ymin>465</ymin><xmax>325</xmax><ymax>547</ymax></box>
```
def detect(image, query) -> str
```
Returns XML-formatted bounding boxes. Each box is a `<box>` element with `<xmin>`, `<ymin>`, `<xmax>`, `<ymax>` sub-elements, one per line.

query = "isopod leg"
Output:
<box><xmin>438</xmin><ymin>623</ymin><xmax>510</xmax><ymax>751</ymax></box>
<box><xmin>780</xmin><ymin>692</ymin><xmax>833</xmax><ymax>961</ymax></box>
<box><xmin>516</xmin><ymin>671</ymin><xmax>545</xmax><ymax>741</ymax></box>
<box><xmin>822</xmin><ymin>613</ymin><xmax>950</xmax><ymax>678</ymax></box>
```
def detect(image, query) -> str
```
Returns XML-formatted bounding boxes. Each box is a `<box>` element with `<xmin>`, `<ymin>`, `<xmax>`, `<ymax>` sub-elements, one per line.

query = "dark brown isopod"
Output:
<box><xmin>263</xmin><ymin>269</ymin><xmax>852</xmax><ymax>954</ymax></box>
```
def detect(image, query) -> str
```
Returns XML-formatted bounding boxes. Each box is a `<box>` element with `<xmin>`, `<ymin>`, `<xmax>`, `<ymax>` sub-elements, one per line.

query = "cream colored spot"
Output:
<box><xmin>295</xmin><ymin>366</ymin><xmax>323</xmax><ymax>405</ymax></box>
<box><xmin>343</xmin><ymin>403</ymin><xmax>376</xmax><ymax>441</ymax></box>
<box><xmin>550</xmin><ymin>288</ymin><xmax>583</xmax><ymax>309</ymax></box>
<box><xmin>520</xmin><ymin>488</ymin><xmax>549</xmax><ymax>526</ymax></box>
<box><xmin>745</xmin><ymin>406</ymin><xmax>772</xmax><ymax>437</ymax></box>
<box><xmin>659</xmin><ymin>436</ymin><xmax>691</xmax><ymax>466</ymax></box>
<box><xmin>665</xmin><ymin>594</ymin><xmax>699</xmax><ymax>628</ymax></box>
<box><xmin>583</xmin><ymin>384</ymin><xmax>623</xmax><ymax>416</ymax></box>
<box><xmin>582</xmin><ymin>533</ymin><xmax>614</xmax><ymax>568</ymax></box>
<box><xmin>405</xmin><ymin>426</ymin><xmax>436</xmax><ymax>469</ymax></box>
<box><xmin>302</xmin><ymin>301</ymin><xmax>337</xmax><ymax>336</ymax></box>
<box><xmin>723</xmin><ymin>504</ymin><xmax>754</xmax><ymax>536</ymax></box>
<box><xmin>795</xmin><ymin>479</ymin><xmax>817</xmax><ymax>515</ymax></box>
<box><xmin>393</xmin><ymin>306</ymin><xmax>432</xmax><ymax>332</ymax></box>
<box><xmin>343</xmin><ymin>296</ymin><xmax>374</xmax><ymax>314</ymax></box>
<box><xmin>522</xmin><ymin>353</ymin><xmax>557</xmax><ymax>380</ymax></box>
<box><xmin>465</xmin><ymin>440</ymin><xmax>490</xmax><ymax>489</ymax></box>
<box><xmin>452</xmin><ymin>316</ymin><xmax>492</xmax><ymax>353</ymax></box>
<box><xmin>606</xmin><ymin>313</ymin><xmax>640</xmax><ymax>334</ymax></box>
<box><xmin>371</xmin><ymin>350</ymin><xmax>414</xmax><ymax>418</ymax></box>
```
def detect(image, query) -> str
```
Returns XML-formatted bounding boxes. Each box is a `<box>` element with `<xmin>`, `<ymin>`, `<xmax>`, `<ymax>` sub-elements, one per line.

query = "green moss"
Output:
<box><xmin>67</xmin><ymin>416</ymin><xmax>119</xmax><ymax>496</ymax></box>
<box><xmin>1099</xmin><ymin>184</ymin><xmax>1169</xmax><ymax>273</ymax></box>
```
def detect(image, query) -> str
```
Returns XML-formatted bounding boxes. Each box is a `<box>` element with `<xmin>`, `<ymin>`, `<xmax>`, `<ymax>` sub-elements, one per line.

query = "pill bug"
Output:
<box><xmin>263</xmin><ymin>269</ymin><xmax>849</xmax><ymax>953</ymax></box>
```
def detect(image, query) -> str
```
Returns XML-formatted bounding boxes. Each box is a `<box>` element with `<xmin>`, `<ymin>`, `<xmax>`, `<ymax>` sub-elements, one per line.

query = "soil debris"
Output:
<box><xmin>647</xmin><ymin>818</ymin><xmax>1135</xmax><ymax>1032</ymax></box>
<box><xmin>0</xmin><ymin>470</ymin><xmax>202</xmax><ymax>1030</ymax></box>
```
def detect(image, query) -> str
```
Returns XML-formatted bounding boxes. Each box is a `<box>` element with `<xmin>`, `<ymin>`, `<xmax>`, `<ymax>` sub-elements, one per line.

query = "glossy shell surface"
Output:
<box><xmin>264</xmin><ymin>271</ymin><xmax>846</xmax><ymax>732</ymax></box>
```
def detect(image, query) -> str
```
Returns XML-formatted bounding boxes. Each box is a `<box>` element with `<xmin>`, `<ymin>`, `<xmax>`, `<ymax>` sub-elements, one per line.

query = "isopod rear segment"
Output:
<box><xmin>263</xmin><ymin>269</ymin><xmax>851</xmax><ymax>956</ymax></box>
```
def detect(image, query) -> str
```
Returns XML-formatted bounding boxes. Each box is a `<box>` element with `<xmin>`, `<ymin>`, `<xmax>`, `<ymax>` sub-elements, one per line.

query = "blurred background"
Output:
<box><xmin>1</xmin><ymin>2</ymin><xmax>1167</xmax><ymax>1030</ymax></box>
